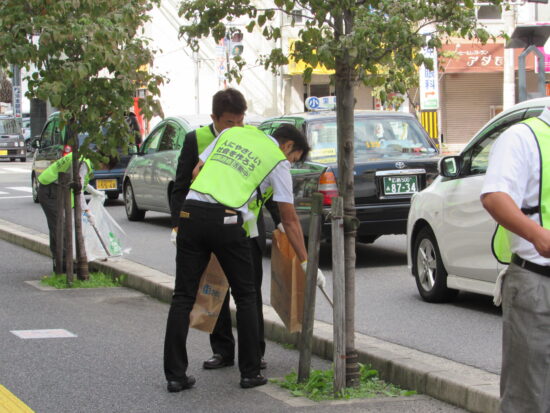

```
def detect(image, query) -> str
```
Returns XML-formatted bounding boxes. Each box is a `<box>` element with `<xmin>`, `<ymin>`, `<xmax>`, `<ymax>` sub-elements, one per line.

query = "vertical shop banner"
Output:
<box><xmin>419</xmin><ymin>42</ymin><xmax>439</xmax><ymax>110</ymax></box>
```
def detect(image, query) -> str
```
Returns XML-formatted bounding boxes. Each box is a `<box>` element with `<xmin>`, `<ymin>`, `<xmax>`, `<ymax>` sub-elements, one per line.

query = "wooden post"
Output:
<box><xmin>298</xmin><ymin>192</ymin><xmax>323</xmax><ymax>383</ymax></box>
<box><xmin>62</xmin><ymin>173</ymin><xmax>74</xmax><ymax>286</ymax></box>
<box><xmin>55</xmin><ymin>174</ymin><xmax>66</xmax><ymax>274</ymax></box>
<box><xmin>331</xmin><ymin>196</ymin><xmax>345</xmax><ymax>394</ymax></box>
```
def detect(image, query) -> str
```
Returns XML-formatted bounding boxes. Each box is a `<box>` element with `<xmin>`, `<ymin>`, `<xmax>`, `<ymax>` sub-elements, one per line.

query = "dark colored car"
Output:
<box><xmin>31</xmin><ymin>112</ymin><xmax>134</xmax><ymax>203</ymax></box>
<box><xmin>258</xmin><ymin>110</ymin><xmax>440</xmax><ymax>243</ymax></box>
<box><xmin>0</xmin><ymin>115</ymin><xmax>26</xmax><ymax>162</ymax></box>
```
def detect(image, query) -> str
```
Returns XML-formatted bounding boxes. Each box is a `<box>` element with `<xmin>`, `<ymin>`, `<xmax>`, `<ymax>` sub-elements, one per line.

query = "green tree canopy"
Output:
<box><xmin>178</xmin><ymin>0</ymin><xmax>500</xmax><ymax>99</ymax></box>
<box><xmin>0</xmin><ymin>0</ymin><xmax>164</xmax><ymax>164</ymax></box>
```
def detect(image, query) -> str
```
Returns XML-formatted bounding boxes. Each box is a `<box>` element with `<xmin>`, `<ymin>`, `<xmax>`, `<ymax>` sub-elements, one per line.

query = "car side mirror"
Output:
<box><xmin>31</xmin><ymin>137</ymin><xmax>41</xmax><ymax>149</ymax></box>
<box><xmin>438</xmin><ymin>155</ymin><xmax>462</xmax><ymax>178</ymax></box>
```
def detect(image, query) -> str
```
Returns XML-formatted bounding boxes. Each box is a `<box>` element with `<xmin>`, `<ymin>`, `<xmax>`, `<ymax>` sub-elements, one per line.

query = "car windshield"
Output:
<box><xmin>0</xmin><ymin>118</ymin><xmax>22</xmax><ymax>135</ymax></box>
<box><xmin>307</xmin><ymin>117</ymin><xmax>436</xmax><ymax>164</ymax></box>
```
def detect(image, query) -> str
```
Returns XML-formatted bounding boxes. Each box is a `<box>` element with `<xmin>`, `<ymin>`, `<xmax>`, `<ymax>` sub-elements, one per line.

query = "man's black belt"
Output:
<box><xmin>521</xmin><ymin>206</ymin><xmax>540</xmax><ymax>215</ymax></box>
<box><xmin>511</xmin><ymin>254</ymin><xmax>550</xmax><ymax>278</ymax></box>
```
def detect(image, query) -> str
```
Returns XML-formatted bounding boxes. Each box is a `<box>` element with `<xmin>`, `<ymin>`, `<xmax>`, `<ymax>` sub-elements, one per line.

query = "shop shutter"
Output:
<box><xmin>441</xmin><ymin>73</ymin><xmax>502</xmax><ymax>149</ymax></box>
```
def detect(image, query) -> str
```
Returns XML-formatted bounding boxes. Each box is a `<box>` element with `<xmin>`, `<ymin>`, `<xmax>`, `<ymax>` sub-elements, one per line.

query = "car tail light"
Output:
<box><xmin>318</xmin><ymin>171</ymin><xmax>338</xmax><ymax>206</ymax></box>
<box><xmin>62</xmin><ymin>144</ymin><xmax>72</xmax><ymax>156</ymax></box>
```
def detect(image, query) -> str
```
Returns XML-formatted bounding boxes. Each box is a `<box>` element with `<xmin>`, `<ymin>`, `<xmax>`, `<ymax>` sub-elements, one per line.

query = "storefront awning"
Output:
<box><xmin>439</xmin><ymin>40</ymin><xmax>535</xmax><ymax>73</ymax></box>
<box><xmin>287</xmin><ymin>39</ymin><xmax>334</xmax><ymax>75</ymax></box>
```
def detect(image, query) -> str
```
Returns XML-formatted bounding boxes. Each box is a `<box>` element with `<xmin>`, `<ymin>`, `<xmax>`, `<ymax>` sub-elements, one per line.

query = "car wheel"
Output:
<box><xmin>20</xmin><ymin>157</ymin><xmax>26</xmax><ymax>162</ymax></box>
<box><xmin>9</xmin><ymin>158</ymin><xmax>15</xmax><ymax>162</ymax></box>
<box><xmin>124</xmin><ymin>181</ymin><xmax>145</xmax><ymax>221</ymax></box>
<box><xmin>32</xmin><ymin>174</ymin><xmax>39</xmax><ymax>203</ymax></box>
<box><xmin>412</xmin><ymin>226</ymin><xmax>458</xmax><ymax>303</ymax></box>
<box><xmin>107</xmin><ymin>191</ymin><xmax>119</xmax><ymax>200</ymax></box>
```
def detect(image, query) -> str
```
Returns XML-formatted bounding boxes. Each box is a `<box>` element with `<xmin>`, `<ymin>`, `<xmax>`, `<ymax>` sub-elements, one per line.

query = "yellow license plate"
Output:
<box><xmin>0</xmin><ymin>150</ymin><xmax>7</xmax><ymax>156</ymax></box>
<box><xmin>96</xmin><ymin>179</ymin><xmax>117</xmax><ymax>190</ymax></box>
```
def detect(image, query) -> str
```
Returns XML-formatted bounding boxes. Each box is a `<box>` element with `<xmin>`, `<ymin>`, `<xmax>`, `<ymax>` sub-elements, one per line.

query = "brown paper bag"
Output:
<box><xmin>189</xmin><ymin>254</ymin><xmax>229</xmax><ymax>333</ymax></box>
<box><xmin>270</xmin><ymin>229</ymin><xmax>305</xmax><ymax>333</ymax></box>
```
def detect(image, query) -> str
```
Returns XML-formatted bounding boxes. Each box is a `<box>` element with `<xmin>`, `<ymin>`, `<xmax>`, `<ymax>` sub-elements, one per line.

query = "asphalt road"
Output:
<box><xmin>0</xmin><ymin>160</ymin><xmax>503</xmax><ymax>376</ymax></box>
<box><xmin>0</xmin><ymin>237</ymin><xmax>468</xmax><ymax>412</ymax></box>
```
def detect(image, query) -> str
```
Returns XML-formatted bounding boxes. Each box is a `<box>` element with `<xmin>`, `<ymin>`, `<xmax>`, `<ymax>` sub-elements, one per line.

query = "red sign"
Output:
<box><xmin>439</xmin><ymin>41</ymin><xmax>534</xmax><ymax>73</ymax></box>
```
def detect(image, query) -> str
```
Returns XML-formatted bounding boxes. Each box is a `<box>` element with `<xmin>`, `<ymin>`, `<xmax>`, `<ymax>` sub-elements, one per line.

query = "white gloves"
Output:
<box><xmin>170</xmin><ymin>228</ymin><xmax>178</xmax><ymax>246</ymax></box>
<box><xmin>301</xmin><ymin>260</ymin><xmax>326</xmax><ymax>289</ymax></box>
<box><xmin>277</xmin><ymin>223</ymin><xmax>285</xmax><ymax>233</ymax></box>
<box><xmin>83</xmin><ymin>210</ymin><xmax>95</xmax><ymax>226</ymax></box>
<box><xmin>87</xmin><ymin>185</ymin><xmax>106</xmax><ymax>201</ymax></box>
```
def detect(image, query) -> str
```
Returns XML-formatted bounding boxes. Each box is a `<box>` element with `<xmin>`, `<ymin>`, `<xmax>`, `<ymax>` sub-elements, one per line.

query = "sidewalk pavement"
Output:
<box><xmin>0</xmin><ymin>217</ymin><xmax>500</xmax><ymax>413</ymax></box>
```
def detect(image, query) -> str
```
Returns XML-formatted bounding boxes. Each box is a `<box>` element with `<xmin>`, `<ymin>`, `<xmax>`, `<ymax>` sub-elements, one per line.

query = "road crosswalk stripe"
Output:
<box><xmin>0</xmin><ymin>191</ymin><xmax>7</xmax><ymax>195</ymax></box>
<box><xmin>0</xmin><ymin>168</ymin><xmax>31</xmax><ymax>174</ymax></box>
<box><xmin>7</xmin><ymin>168</ymin><xmax>31</xmax><ymax>173</ymax></box>
<box><xmin>7</xmin><ymin>187</ymin><xmax>32</xmax><ymax>193</ymax></box>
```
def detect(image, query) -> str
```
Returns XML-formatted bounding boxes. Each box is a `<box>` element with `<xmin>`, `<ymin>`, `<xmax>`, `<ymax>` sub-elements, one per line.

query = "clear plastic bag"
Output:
<box><xmin>81</xmin><ymin>196</ymin><xmax>131</xmax><ymax>262</ymax></box>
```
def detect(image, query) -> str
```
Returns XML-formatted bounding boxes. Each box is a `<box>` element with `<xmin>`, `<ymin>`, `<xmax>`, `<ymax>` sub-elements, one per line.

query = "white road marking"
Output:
<box><xmin>7</xmin><ymin>187</ymin><xmax>32</xmax><ymax>193</ymax></box>
<box><xmin>0</xmin><ymin>195</ymin><xmax>32</xmax><ymax>199</ymax></box>
<box><xmin>11</xmin><ymin>329</ymin><xmax>77</xmax><ymax>339</ymax></box>
<box><xmin>0</xmin><ymin>191</ymin><xmax>7</xmax><ymax>195</ymax></box>
<box><xmin>0</xmin><ymin>167</ymin><xmax>30</xmax><ymax>174</ymax></box>
<box><xmin>8</xmin><ymin>167</ymin><xmax>31</xmax><ymax>173</ymax></box>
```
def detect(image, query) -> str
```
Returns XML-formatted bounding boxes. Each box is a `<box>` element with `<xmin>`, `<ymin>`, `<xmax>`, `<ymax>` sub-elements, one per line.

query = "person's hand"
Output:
<box><xmin>531</xmin><ymin>227</ymin><xmax>550</xmax><ymax>258</ymax></box>
<box><xmin>170</xmin><ymin>227</ymin><xmax>178</xmax><ymax>246</ymax></box>
<box><xmin>83</xmin><ymin>210</ymin><xmax>95</xmax><ymax>226</ymax></box>
<box><xmin>300</xmin><ymin>260</ymin><xmax>326</xmax><ymax>288</ymax></box>
<box><xmin>277</xmin><ymin>223</ymin><xmax>285</xmax><ymax>233</ymax></box>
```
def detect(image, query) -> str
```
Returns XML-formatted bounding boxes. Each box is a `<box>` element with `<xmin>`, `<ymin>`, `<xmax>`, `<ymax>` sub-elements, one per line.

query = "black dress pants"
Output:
<box><xmin>209</xmin><ymin>238</ymin><xmax>265</xmax><ymax>360</ymax></box>
<box><xmin>38</xmin><ymin>183</ymin><xmax>64</xmax><ymax>271</ymax></box>
<box><xmin>164</xmin><ymin>201</ymin><xmax>261</xmax><ymax>381</ymax></box>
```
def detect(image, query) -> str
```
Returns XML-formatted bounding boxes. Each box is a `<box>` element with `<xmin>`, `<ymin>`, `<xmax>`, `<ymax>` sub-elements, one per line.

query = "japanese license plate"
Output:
<box><xmin>383</xmin><ymin>175</ymin><xmax>418</xmax><ymax>195</ymax></box>
<box><xmin>0</xmin><ymin>150</ymin><xmax>7</xmax><ymax>156</ymax></box>
<box><xmin>96</xmin><ymin>179</ymin><xmax>117</xmax><ymax>190</ymax></box>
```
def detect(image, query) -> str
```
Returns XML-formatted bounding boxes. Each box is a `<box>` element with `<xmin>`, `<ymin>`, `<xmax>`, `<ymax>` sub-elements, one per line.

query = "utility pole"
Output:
<box><xmin>503</xmin><ymin>2</ymin><xmax>517</xmax><ymax>110</ymax></box>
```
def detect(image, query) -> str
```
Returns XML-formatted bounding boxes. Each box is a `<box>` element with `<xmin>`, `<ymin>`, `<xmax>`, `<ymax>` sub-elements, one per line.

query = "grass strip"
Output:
<box><xmin>40</xmin><ymin>271</ymin><xmax>124</xmax><ymax>289</ymax></box>
<box><xmin>272</xmin><ymin>363</ymin><xmax>416</xmax><ymax>401</ymax></box>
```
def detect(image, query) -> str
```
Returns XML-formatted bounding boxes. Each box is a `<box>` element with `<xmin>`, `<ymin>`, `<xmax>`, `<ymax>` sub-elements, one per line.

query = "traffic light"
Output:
<box><xmin>230</xmin><ymin>30</ymin><xmax>244</xmax><ymax>56</ymax></box>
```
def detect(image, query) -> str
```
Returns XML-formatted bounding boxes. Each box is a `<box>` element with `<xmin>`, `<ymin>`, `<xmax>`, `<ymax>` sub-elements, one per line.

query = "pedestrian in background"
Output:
<box><xmin>481</xmin><ymin>106</ymin><xmax>550</xmax><ymax>413</ymax></box>
<box><xmin>37</xmin><ymin>152</ymin><xmax>115</xmax><ymax>273</ymax></box>
<box><xmin>163</xmin><ymin>123</ymin><xmax>314</xmax><ymax>391</ymax></box>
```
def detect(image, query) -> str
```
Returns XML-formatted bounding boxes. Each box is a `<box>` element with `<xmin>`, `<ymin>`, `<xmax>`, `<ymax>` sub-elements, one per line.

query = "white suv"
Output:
<box><xmin>406</xmin><ymin>97</ymin><xmax>550</xmax><ymax>302</ymax></box>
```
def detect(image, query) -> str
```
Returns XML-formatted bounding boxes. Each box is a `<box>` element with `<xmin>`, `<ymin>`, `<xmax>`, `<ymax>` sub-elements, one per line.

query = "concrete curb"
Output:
<box><xmin>0</xmin><ymin>217</ymin><xmax>500</xmax><ymax>413</ymax></box>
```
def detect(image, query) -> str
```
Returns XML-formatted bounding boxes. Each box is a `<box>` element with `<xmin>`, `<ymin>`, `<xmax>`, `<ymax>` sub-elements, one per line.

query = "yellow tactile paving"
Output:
<box><xmin>0</xmin><ymin>385</ymin><xmax>34</xmax><ymax>413</ymax></box>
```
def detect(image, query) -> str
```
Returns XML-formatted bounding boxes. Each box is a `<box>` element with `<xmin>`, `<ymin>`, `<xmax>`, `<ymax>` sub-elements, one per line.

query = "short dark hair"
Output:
<box><xmin>272</xmin><ymin>124</ymin><xmax>310</xmax><ymax>162</ymax></box>
<box><xmin>212</xmin><ymin>88</ymin><xmax>247</xmax><ymax>118</ymax></box>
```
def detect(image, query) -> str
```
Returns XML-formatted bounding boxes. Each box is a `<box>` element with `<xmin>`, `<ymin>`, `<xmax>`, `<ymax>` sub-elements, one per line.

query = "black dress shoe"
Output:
<box><xmin>203</xmin><ymin>354</ymin><xmax>234</xmax><ymax>369</ymax></box>
<box><xmin>240</xmin><ymin>374</ymin><xmax>268</xmax><ymax>389</ymax></box>
<box><xmin>167</xmin><ymin>376</ymin><xmax>196</xmax><ymax>393</ymax></box>
<box><xmin>260</xmin><ymin>358</ymin><xmax>267</xmax><ymax>370</ymax></box>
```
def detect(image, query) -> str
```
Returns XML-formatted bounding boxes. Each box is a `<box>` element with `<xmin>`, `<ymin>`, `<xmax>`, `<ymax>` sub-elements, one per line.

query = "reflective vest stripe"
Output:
<box><xmin>492</xmin><ymin>116</ymin><xmax>550</xmax><ymax>264</ymax></box>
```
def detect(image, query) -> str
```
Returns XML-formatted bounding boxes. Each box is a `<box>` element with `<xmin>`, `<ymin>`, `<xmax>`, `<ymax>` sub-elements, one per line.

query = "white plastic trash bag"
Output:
<box><xmin>81</xmin><ymin>196</ymin><xmax>131</xmax><ymax>261</ymax></box>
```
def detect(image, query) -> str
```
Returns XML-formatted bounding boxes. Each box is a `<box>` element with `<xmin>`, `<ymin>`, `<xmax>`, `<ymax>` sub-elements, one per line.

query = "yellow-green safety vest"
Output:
<box><xmin>492</xmin><ymin>116</ymin><xmax>550</xmax><ymax>264</ymax></box>
<box><xmin>38</xmin><ymin>153</ymin><xmax>94</xmax><ymax>207</ymax></box>
<box><xmin>190</xmin><ymin>126</ymin><xmax>286</xmax><ymax>209</ymax></box>
<box><xmin>196</xmin><ymin>125</ymin><xmax>216</xmax><ymax>155</ymax></box>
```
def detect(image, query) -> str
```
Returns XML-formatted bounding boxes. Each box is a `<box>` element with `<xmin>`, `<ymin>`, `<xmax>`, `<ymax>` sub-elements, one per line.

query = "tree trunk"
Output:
<box><xmin>335</xmin><ymin>55</ymin><xmax>360</xmax><ymax>387</ymax></box>
<box><xmin>69</xmin><ymin>119</ymin><xmax>89</xmax><ymax>281</ymax></box>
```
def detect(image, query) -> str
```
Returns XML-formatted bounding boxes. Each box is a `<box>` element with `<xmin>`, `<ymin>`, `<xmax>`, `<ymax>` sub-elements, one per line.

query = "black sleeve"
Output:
<box><xmin>264</xmin><ymin>196</ymin><xmax>281</xmax><ymax>227</ymax></box>
<box><xmin>170</xmin><ymin>131</ymin><xmax>198</xmax><ymax>227</ymax></box>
